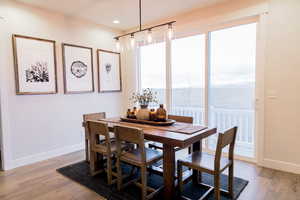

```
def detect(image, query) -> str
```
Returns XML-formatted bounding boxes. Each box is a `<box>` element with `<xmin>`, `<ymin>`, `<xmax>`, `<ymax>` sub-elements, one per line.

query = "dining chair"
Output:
<box><xmin>114</xmin><ymin>125</ymin><xmax>164</xmax><ymax>200</ymax></box>
<box><xmin>177</xmin><ymin>127</ymin><xmax>238</xmax><ymax>200</ymax></box>
<box><xmin>83</xmin><ymin>112</ymin><xmax>114</xmax><ymax>162</ymax></box>
<box><xmin>148</xmin><ymin>114</ymin><xmax>193</xmax><ymax>152</ymax></box>
<box><xmin>87</xmin><ymin>120</ymin><xmax>133</xmax><ymax>185</ymax></box>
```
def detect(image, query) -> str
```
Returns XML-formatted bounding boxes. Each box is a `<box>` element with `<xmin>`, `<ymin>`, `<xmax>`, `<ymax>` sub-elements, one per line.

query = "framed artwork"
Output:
<box><xmin>12</xmin><ymin>34</ymin><xmax>58</xmax><ymax>95</ymax></box>
<box><xmin>62</xmin><ymin>43</ymin><xmax>94</xmax><ymax>94</ymax></box>
<box><xmin>97</xmin><ymin>49</ymin><xmax>122</xmax><ymax>93</ymax></box>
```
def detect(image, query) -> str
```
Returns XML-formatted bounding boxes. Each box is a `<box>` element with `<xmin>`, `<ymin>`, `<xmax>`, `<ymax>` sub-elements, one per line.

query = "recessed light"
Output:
<box><xmin>113</xmin><ymin>20</ymin><xmax>120</xmax><ymax>24</ymax></box>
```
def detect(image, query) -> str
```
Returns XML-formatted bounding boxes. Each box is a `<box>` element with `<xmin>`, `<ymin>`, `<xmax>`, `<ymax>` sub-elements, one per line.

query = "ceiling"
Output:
<box><xmin>15</xmin><ymin>0</ymin><xmax>228</xmax><ymax>31</ymax></box>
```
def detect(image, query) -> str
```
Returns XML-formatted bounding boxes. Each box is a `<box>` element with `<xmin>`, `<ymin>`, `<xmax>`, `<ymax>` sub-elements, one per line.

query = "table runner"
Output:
<box><xmin>98</xmin><ymin>117</ymin><xmax>207</xmax><ymax>135</ymax></box>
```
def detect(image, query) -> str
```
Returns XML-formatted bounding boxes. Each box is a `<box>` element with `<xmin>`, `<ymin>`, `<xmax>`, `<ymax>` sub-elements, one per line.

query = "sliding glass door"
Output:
<box><xmin>138</xmin><ymin>22</ymin><xmax>257</xmax><ymax>159</ymax></box>
<box><xmin>170</xmin><ymin>35</ymin><xmax>206</xmax><ymax>125</ymax></box>
<box><xmin>140</xmin><ymin>42</ymin><xmax>166</xmax><ymax>105</ymax></box>
<box><xmin>208</xmin><ymin>23</ymin><xmax>257</xmax><ymax>158</ymax></box>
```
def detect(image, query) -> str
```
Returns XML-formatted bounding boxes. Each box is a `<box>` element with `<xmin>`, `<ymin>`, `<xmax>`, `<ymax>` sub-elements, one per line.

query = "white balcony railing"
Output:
<box><xmin>171</xmin><ymin>106</ymin><xmax>255</xmax><ymax>157</ymax></box>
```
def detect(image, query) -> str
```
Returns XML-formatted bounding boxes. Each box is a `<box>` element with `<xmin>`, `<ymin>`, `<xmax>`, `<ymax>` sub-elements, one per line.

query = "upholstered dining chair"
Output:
<box><xmin>114</xmin><ymin>125</ymin><xmax>164</xmax><ymax>200</ymax></box>
<box><xmin>83</xmin><ymin>112</ymin><xmax>114</xmax><ymax>162</ymax></box>
<box><xmin>148</xmin><ymin>114</ymin><xmax>193</xmax><ymax>152</ymax></box>
<box><xmin>177</xmin><ymin>127</ymin><xmax>238</xmax><ymax>200</ymax></box>
<box><xmin>87</xmin><ymin>120</ymin><xmax>133</xmax><ymax>185</ymax></box>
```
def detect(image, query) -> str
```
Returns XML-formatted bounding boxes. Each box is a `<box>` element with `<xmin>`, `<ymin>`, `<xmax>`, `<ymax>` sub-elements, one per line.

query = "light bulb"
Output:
<box><xmin>130</xmin><ymin>34</ymin><xmax>135</xmax><ymax>48</ymax></box>
<box><xmin>168</xmin><ymin>24</ymin><xmax>174</xmax><ymax>40</ymax></box>
<box><xmin>116</xmin><ymin>38</ymin><xmax>120</xmax><ymax>51</ymax></box>
<box><xmin>147</xmin><ymin>30</ymin><xmax>152</xmax><ymax>43</ymax></box>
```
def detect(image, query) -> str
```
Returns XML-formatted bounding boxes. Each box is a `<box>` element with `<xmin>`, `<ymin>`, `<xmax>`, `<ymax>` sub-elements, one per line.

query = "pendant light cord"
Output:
<box><xmin>139</xmin><ymin>0</ymin><xmax>142</xmax><ymax>31</ymax></box>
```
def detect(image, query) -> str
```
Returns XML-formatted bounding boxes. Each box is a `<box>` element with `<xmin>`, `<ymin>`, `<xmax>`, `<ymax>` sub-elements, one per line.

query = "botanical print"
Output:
<box><xmin>70</xmin><ymin>60</ymin><xmax>87</xmax><ymax>78</ymax></box>
<box><xmin>25</xmin><ymin>61</ymin><xmax>49</xmax><ymax>82</ymax></box>
<box><xmin>13</xmin><ymin>35</ymin><xmax>57</xmax><ymax>94</ymax></box>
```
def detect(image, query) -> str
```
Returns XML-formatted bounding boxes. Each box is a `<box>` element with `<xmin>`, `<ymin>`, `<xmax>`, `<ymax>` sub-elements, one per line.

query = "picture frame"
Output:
<box><xmin>12</xmin><ymin>34</ymin><xmax>58</xmax><ymax>95</ymax></box>
<box><xmin>62</xmin><ymin>43</ymin><xmax>94</xmax><ymax>94</ymax></box>
<box><xmin>97</xmin><ymin>49</ymin><xmax>122</xmax><ymax>93</ymax></box>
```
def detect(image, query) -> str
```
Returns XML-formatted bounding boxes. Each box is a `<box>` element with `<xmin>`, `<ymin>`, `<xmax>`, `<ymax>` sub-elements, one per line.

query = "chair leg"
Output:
<box><xmin>89</xmin><ymin>150</ymin><xmax>96</xmax><ymax>174</ymax></box>
<box><xmin>117</xmin><ymin>158</ymin><xmax>122</xmax><ymax>191</ymax></box>
<box><xmin>228</xmin><ymin>164</ymin><xmax>234</xmax><ymax>197</ymax></box>
<box><xmin>85</xmin><ymin>139</ymin><xmax>89</xmax><ymax>162</ymax></box>
<box><xmin>177</xmin><ymin>161</ymin><xmax>183</xmax><ymax>196</ymax></box>
<box><xmin>141</xmin><ymin>166</ymin><xmax>147</xmax><ymax>200</ymax></box>
<box><xmin>107</xmin><ymin>156</ymin><xmax>112</xmax><ymax>185</ymax></box>
<box><xmin>214</xmin><ymin>174</ymin><xmax>221</xmax><ymax>200</ymax></box>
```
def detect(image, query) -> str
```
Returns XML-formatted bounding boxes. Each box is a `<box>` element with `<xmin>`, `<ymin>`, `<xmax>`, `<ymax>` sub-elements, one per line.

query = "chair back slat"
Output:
<box><xmin>114</xmin><ymin>125</ymin><xmax>144</xmax><ymax>145</ymax></box>
<box><xmin>168</xmin><ymin>115</ymin><xmax>193</xmax><ymax>124</ymax></box>
<box><xmin>87</xmin><ymin>120</ymin><xmax>111</xmax><ymax>152</ymax></box>
<box><xmin>214</xmin><ymin>127</ymin><xmax>237</xmax><ymax>170</ymax></box>
<box><xmin>219</xmin><ymin>127</ymin><xmax>237</xmax><ymax>148</ymax></box>
<box><xmin>83</xmin><ymin>112</ymin><xmax>106</xmax><ymax>122</ymax></box>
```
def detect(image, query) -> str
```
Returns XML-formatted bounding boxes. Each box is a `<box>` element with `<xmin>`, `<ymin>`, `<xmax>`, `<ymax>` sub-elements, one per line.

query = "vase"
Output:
<box><xmin>156</xmin><ymin>104</ymin><xmax>167</xmax><ymax>122</ymax></box>
<box><xmin>136</xmin><ymin>105</ymin><xmax>150</xmax><ymax>120</ymax></box>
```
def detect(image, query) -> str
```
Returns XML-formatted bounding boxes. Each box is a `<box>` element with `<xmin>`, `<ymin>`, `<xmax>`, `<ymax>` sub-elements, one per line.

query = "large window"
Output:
<box><xmin>171</xmin><ymin>35</ymin><xmax>205</xmax><ymax>125</ymax></box>
<box><xmin>138</xmin><ymin>22</ymin><xmax>257</xmax><ymax>159</ymax></box>
<box><xmin>208</xmin><ymin>23</ymin><xmax>257</xmax><ymax>157</ymax></box>
<box><xmin>140</xmin><ymin>42</ymin><xmax>166</xmax><ymax>104</ymax></box>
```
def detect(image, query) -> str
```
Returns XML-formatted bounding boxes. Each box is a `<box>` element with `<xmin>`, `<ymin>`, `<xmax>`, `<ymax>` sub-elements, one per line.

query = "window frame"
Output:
<box><xmin>137</xmin><ymin>17</ymin><xmax>261</xmax><ymax>162</ymax></box>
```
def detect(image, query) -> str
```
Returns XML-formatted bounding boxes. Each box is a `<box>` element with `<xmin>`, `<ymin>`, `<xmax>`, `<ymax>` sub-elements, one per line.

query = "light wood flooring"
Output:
<box><xmin>0</xmin><ymin>150</ymin><xmax>300</xmax><ymax>200</ymax></box>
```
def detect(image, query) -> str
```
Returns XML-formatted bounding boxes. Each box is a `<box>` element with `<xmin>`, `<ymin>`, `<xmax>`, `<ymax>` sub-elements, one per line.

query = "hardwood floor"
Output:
<box><xmin>0</xmin><ymin>150</ymin><xmax>299</xmax><ymax>200</ymax></box>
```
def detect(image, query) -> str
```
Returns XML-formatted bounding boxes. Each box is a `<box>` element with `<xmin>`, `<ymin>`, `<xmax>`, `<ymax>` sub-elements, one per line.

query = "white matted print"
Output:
<box><xmin>62</xmin><ymin>44</ymin><xmax>94</xmax><ymax>93</ymax></box>
<box><xmin>12</xmin><ymin>34</ymin><xmax>57</xmax><ymax>95</ymax></box>
<box><xmin>97</xmin><ymin>49</ymin><xmax>122</xmax><ymax>92</ymax></box>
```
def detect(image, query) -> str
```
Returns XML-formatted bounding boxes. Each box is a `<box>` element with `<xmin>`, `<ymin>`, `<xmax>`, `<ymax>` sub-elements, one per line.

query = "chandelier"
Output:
<box><xmin>114</xmin><ymin>0</ymin><xmax>176</xmax><ymax>51</ymax></box>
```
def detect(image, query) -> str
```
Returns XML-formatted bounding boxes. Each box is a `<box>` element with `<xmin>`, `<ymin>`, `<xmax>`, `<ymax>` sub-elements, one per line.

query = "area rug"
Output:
<box><xmin>57</xmin><ymin>161</ymin><xmax>248</xmax><ymax>200</ymax></box>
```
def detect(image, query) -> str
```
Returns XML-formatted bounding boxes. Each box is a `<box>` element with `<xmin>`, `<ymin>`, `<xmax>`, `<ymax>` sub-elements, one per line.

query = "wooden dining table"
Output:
<box><xmin>97</xmin><ymin>117</ymin><xmax>217</xmax><ymax>200</ymax></box>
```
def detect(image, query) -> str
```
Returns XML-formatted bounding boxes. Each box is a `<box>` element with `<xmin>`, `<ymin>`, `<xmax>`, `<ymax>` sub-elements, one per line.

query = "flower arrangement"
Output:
<box><xmin>131</xmin><ymin>88</ymin><xmax>158</xmax><ymax>108</ymax></box>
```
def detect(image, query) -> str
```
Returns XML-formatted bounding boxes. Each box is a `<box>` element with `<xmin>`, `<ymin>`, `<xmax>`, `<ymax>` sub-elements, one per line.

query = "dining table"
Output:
<box><xmin>96</xmin><ymin>117</ymin><xmax>217</xmax><ymax>199</ymax></box>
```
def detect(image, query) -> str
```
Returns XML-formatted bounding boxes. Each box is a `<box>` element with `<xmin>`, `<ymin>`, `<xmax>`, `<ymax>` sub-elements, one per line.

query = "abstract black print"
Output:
<box><xmin>70</xmin><ymin>61</ymin><xmax>87</xmax><ymax>78</ymax></box>
<box><xmin>25</xmin><ymin>61</ymin><xmax>49</xmax><ymax>82</ymax></box>
<box><xmin>97</xmin><ymin>49</ymin><xmax>122</xmax><ymax>93</ymax></box>
<box><xmin>105</xmin><ymin>63</ymin><xmax>112</xmax><ymax>74</ymax></box>
<box><xmin>62</xmin><ymin>43</ymin><xmax>94</xmax><ymax>93</ymax></box>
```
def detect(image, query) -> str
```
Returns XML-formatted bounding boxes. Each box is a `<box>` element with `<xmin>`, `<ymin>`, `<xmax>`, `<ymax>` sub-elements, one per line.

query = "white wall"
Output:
<box><xmin>122</xmin><ymin>0</ymin><xmax>300</xmax><ymax>174</ymax></box>
<box><xmin>0</xmin><ymin>0</ymin><xmax>123</xmax><ymax>170</ymax></box>
<box><xmin>263</xmin><ymin>0</ymin><xmax>300</xmax><ymax>172</ymax></box>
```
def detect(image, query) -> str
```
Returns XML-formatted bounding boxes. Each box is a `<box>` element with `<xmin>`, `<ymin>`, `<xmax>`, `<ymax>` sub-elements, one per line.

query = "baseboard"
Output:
<box><xmin>5</xmin><ymin>143</ymin><xmax>84</xmax><ymax>170</ymax></box>
<box><xmin>261</xmin><ymin>158</ymin><xmax>300</xmax><ymax>174</ymax></box>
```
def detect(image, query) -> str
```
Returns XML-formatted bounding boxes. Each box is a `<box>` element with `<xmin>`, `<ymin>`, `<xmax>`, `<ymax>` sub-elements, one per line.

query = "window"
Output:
<box><xmin>171</xmin><ymin>35</ymin><xmax>205</xmax><ymax>125</ymax></box>
<box><xmin>138</xmin><ymin>22</ymin><xmax>257</xmax><ymax>159</ymax></box>
<box><xmin>140</xmin><ymin>42</ymin><xmax>166</xmax><ymax>105</ymax></box>
<box><xmin>208</xmin><ymin>23</ymin><xmax>257</xmax><ymax>157</ymax></box>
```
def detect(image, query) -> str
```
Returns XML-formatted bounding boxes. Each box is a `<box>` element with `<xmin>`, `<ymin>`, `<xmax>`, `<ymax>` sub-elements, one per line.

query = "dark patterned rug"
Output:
<box><xmin>57</xmin><ymin>161</ymin><xmax>248</xmax><ymax>200</ymax></box>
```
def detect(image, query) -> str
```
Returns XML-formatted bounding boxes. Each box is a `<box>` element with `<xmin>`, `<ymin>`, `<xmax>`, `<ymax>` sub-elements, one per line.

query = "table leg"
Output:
<box><xmin>163</xmin><ymin>144</ymin><xmax>175</xmax><ymax>200</ymax></box>
<box><xmin>192</xmin><ymin>140</ymin><xmax>202</xmax><ymax>184</ymax></box>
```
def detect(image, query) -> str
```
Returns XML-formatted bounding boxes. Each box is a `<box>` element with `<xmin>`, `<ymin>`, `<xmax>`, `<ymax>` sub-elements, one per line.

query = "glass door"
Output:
<box><xmin>140</xmin><ymin>42</ymin><xmax>166</xmax><ymax>106</ymax></box>
<box><xmin>208</xmin><ymin>23</ymin><xmax>257</xmax><ymax>158</ymax></box>
<box><xmin>170</xmin><ymin>34</ymin><xmax>206</xmax><ymax>125</ymax></box>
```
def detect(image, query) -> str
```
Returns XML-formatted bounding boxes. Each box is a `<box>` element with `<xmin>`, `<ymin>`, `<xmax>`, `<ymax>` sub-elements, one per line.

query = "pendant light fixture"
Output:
<box><xmin>115</xmin><ymin>0</ymin><xmax>175</xmax><ymax>50</ymax></box>
<box><xmin>116</xmin><ymin>38</ymin><xmax>120</xmax><ymax>51</ymax></box>
<box><xmin>130</xmin><ymin>34</ymin><xmax>135</xmax><ymax>48</ymax></box>
<box><xmin>147</xmin><ymin>29</ymin><xmax>152</xmax><ymax>43</ymax></box>
<box><xmin>168</xmin><ymin>23</ymin><xmax>174</xmax><ymax>40</ymax></box>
